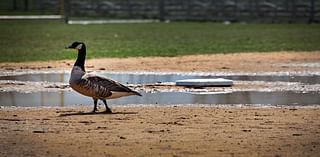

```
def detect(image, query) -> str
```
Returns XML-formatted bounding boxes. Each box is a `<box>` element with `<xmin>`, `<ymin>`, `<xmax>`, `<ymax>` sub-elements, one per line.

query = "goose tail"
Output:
<box><xmin>132</xmin><ymin>90</ymin><xmax>142</xmax><ymax>96</ymax></box>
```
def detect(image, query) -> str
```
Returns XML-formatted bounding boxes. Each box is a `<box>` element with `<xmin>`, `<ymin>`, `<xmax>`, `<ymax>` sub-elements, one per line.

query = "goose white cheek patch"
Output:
<box><xmin>76</xmin><ymin>44</ymin><xmax>83</xmax><ymax>50</ymax></box>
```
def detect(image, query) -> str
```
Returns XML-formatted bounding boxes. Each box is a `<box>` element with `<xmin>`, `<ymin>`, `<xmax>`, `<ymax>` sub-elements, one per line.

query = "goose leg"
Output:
<box><xmin>92</xmin><ymin>98</ymin><xmax>98</xmax><ymax>113</ymax></box>
<box><xmin>102</xmin><ymin>99</ymin><xmax>112</xmax><ymax>113</ymax></box>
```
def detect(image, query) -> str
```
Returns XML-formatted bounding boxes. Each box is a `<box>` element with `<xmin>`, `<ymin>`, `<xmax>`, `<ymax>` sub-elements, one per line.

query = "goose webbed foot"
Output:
<box><xmin>91</xmin><ymin>108</ymin><xmax>98</xmax><ymax>113</ymax></box>
<box><xmin>103</xmin><ymin>109</ymin><xmax>112</xmax><ymax>114</ymax></box>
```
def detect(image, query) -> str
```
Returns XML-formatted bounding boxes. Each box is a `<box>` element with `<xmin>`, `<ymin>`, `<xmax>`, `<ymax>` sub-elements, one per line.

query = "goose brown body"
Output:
<box><xmin>66</xmin><ymin>41</ymin><xmax>141</xmax><ymax>113</ymax></box>
<box><xmin>69</xmin><ymin>66</ymin><xmax>140</xmax><ymax>100</ymax></box>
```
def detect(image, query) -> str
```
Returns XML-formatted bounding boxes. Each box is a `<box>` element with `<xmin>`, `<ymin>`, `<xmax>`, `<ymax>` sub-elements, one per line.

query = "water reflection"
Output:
<box><xmin>0</xmin><ymin>73</ymin><xmax>319</xmax><ymax>84</ymax></box>
<box><xmin>1</xmin><ymin>72</ymin><xmax>319</xmax><ymax>107</ymax></box>
<box><xmin>0</xmin><ymin>91</ymin><xmax>318</xmax><ymax>107</ymax></box>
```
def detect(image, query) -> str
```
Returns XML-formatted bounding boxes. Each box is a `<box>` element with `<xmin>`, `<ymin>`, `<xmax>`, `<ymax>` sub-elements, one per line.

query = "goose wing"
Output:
<box><xmin>84</xmin><ymin>75</ymin><xmax>141</xmax><ymax>96</ymax></box>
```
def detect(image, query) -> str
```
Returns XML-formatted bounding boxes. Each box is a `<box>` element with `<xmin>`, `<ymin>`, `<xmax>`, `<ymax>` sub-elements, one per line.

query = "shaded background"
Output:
<box><xmin>0</xmin><ymin>0</ymin><xmax>319</xmax><ymax>23</ymax></box>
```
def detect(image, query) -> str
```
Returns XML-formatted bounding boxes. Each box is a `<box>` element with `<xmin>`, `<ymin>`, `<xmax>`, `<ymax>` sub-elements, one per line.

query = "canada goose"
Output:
<box><xmin>66</xmin><ymin>41</ymin><xmax>142</xmax><ymax>113</ymax></box>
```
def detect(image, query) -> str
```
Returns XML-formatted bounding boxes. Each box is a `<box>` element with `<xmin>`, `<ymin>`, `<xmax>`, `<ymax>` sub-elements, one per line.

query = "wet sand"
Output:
<box><xmin>0</xmin><ymin>106</ymin><xmax>319</xmax><ymax>157</ymax></box>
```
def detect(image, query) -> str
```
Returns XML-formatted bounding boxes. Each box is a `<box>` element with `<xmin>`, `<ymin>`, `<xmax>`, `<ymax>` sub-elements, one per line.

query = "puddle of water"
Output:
<box><xmin>0</xmin><ymin>72</ymin><xmax>319</xmax><ymax>107</ymax></box>
<box><xmin>0</xmin><ymin>72</ymin><xmax>319</xmax><ymax>84</ymax></box>
<box><xmin>0</xmin><ymin>91</ymin><xmax>319</xmax><ymax>107</ymax></box>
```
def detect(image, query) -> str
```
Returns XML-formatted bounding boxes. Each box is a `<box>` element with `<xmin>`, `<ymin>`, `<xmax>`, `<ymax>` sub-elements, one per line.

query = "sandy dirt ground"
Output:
<box><xmin>0</xmin><ymin>51</ymin><xmax>319</xmax><ymax>72</ymax></box>
<box><xmin>0</xmin><ymin>107</ymin><xmax>319</xmax><ymax>157</ymax></box>
<box><xmin>1</xmin><ymin>51</ymin><xmax>320</xmax><ymax>157</ymax></box>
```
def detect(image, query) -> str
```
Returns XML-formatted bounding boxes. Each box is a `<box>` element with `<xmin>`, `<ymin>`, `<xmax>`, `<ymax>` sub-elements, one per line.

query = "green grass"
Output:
<box><xmin>0</xmin><ymin>20</ymin><xmax>319</xmax><ymax>62</ymax></box>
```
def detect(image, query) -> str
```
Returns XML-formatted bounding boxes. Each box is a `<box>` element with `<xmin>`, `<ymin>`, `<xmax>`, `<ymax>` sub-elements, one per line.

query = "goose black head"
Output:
<box><xmin>66</xmin><ymin>41</ymin><xmax>86</xmax><ymax>71</ymax></box>
<box><xmin>66</xmin><ymin>41</ymin><xmax>85</xmax><ymax>50</ymax></box>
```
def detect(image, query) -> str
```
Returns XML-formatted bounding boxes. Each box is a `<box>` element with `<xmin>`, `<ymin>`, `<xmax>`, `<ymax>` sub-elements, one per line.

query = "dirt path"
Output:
<box><xmin>1</xmin><ymin>106</ymin><xmax>319</xmax><ymax>157</ymax></box>
<box><xmin>1</xmin><ymin>51</ymin><xmax>319</xmax><ymax>72</ymax></box>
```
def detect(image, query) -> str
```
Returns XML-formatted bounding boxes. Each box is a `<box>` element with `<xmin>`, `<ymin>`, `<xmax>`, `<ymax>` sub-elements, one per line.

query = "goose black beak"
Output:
<box><xmin>65</xmin><ymin>45</ymin><xmax>73</xmax><ymax>49</ymax></box>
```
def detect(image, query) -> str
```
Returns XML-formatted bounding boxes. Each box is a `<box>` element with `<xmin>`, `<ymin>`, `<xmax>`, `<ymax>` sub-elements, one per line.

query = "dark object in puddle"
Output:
<box><xmin>65</xmin><ymin>41</ymin><xmax>142</xmax><ymax>113</ymax></box>
<box><xmin>45</xmin><ymin>84</ymin><xmax>69</xmax><ymax>89</ymax></box>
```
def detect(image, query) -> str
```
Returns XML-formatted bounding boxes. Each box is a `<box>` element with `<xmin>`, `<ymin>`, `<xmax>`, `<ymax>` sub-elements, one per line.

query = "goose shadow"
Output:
<box><xmin>58</xmin><ymin>111</ymin><xmax>138</xmax><ymax>117</ymax></box>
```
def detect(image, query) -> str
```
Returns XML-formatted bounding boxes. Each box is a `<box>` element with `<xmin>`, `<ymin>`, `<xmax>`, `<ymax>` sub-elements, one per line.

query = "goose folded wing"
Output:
<box><xmin>84</xmin><ymin>75</ymin><xmax>134</xmax><ymax>92</ymax></box>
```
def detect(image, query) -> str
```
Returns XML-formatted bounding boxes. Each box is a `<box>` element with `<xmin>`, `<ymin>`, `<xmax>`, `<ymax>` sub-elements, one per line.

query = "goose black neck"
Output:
<box><xmin>74</xmin><ymin>44</ymin><xmax>86</xmax><ymax>72</ymax></box>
